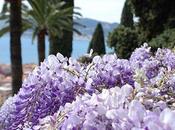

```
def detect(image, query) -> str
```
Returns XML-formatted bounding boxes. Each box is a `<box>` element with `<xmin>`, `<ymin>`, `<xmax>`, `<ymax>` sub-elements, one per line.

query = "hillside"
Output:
<box><xmin>74</xmin><ymin>18</ymin><xmax>118</xmax><ymax>40</ymax></box>
<box><xmin>0</xmin><ymin>18</ymin><xmax>119</xmax><ymax>40</ymax></box>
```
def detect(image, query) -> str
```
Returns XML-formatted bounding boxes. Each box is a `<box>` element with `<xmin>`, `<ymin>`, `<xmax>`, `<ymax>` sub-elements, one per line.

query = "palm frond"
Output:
<box><xmin>0</xmin><ymin>26</ymin><xmax>10</xmax><ymax>37</ymax></box>
<box><xmin>32</xmin><ymin>27</ymin><xmax>39</xmax><ymax>44</ymax></box>
<box><xmin>73</xmin><ymin>28</ymin><xmax>82</xmax><ymax>35</ymax></box>
<box><xmin>1</xmin><ymin>2</ymin><xmax>9</xmax><ymax>14</ymax></box>
<box><xmin>27</xmin><ymin>0</ymin><xmax>46</xmax><ymax>25</ymax></box>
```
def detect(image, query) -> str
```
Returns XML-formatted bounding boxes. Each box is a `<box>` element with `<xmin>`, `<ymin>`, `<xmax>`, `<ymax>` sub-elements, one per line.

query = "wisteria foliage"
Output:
<box><xmin>1</xmin><ymin>44</ymin><xmax>175</xmax><ymax>130</ymax></box>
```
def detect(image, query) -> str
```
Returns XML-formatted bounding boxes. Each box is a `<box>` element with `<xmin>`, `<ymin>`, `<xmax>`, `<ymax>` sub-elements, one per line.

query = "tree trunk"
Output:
<box><xmin>10</xmin><ymin>0</ymin><xmax>23</xmax><ymax>95</ymax></box>
<box><xmin>60</xmin><ymin>0</ymin><xmax>74</xmax><ymax>57</ymax></box>
<box><xmin>59</xmin><ymin>29</ymin><xmax>73</xmax><ymax>57</ymax></box>
<box><xmin>37</xmin><ymin>30</ymin><xmax>45</xmax><ymax>65</ymax></box>
<box><xmin>49</xmin><ymin>35</ymin><xmax>60</xmax><ymax>55</ymax></box>
<box><xmin>49</xmin><ymin>0</ymin><xmax>74</xmax><ymax>57</ymax></box>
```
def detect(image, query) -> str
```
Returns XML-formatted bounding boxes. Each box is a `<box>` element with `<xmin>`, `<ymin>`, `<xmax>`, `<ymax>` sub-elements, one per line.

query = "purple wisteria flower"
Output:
<box><xmin>33</xmin><ymin>85</ymin><xmax>175</xmax><ymax>130</ymax></box>
<box><xmin>142</xmin><ymin>58</ymin><xmax>160</xmax><ymax>79</ymax></box>
<box><xmin>0</xmin><ymin>53</ymin><xmax>135</xmax><ymax>129</ymax></box>
<box><xmin>1</xmin><ymin>44</ymin><xmax>175</xmax><ymax>130</ymax></box>
<box><xmin>0</xmin><ymin>96</ymin><xmax>16</xmax><ymax>130</ymax></box>
<box><xmin>0</xmin><ymin>54</ymin><xmax>85</xmax><ymax>129</ymax></box>
<box><xmin>156</xmin><ymin>48</ymin><xmax>175</xmax><ymax>70</ymax></box>
<box><xmin>88</xmin><ymin>55</ymin><xmax>134</xmax><ymax>88</ymax></box>
<box><xmin>130</xmin><ymin>43</ymin><xmax>152</xmax><ymax>69</ymax></box>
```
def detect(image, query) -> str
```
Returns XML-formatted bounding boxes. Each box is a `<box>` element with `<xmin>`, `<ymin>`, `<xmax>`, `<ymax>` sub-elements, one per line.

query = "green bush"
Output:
<box><xmin>149</xmin><ymin>29</ymin><xmax>175</xmax><ymax>51</ymax></box>
<box><xmin>107</xmin><ymin>25</ymin><xmax>139</xmax><ymax>59</ymax></box>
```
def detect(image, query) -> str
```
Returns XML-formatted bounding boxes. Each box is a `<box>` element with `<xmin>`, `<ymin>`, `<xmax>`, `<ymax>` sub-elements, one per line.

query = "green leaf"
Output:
<box><xmin>0</xmin><ymin>26</ymin><xmax>10</xmax><ymax>37</ymax></box>
<box><xmin>32</xmin><ymin>28</ymin><xmax>39</xmax><ymax>44</ymax></box>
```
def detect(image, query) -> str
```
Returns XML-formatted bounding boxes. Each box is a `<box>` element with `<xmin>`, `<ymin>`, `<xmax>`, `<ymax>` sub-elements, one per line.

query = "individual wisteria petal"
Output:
<box><xmin>160</xmin><ymin>108</ymin><xmax>175</xmax><ymax>130</ymax></box>
<box><xmin>128</xmin><ymin>100</ymin><xmax>146</xmax><ymax>127</ymax></box>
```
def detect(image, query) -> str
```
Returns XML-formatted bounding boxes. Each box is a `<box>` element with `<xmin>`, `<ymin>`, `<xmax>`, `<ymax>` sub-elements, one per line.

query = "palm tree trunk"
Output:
<box><xmin>10</xmin><ymin>0</ymin><xmax>23</xmax><ymax>95</ymax></box>
<box><xmin>37</xmin><ymin>30</ymin><xmax>45</xmax><ymax>64</ymax></box>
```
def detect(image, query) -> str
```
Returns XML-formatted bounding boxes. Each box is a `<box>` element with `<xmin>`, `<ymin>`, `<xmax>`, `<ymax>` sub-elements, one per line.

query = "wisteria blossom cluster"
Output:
<box><xmin>1</xmin><ymin>43</ymin><xmax>175</xmax><ymax>130</ymax></box>
<box><xmin>34</xmin><ymin>85</ymin><xmax>175</xmax><ymax>130</ymax></box>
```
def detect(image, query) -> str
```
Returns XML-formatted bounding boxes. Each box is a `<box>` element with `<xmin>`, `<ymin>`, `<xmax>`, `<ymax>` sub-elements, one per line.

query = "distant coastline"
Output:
<box><xmin>73</xmin><ymin>34</ymin><xmax>91</xmax><ymax>41</ymax></box>
<box><xmin>0</xmin><ymin>18</ymin><xmax>116</xmax><ymax>64</ymax></box>
<box><xmin>0</xmin><ymin>18</ymin><xmax>118</xmax><ymax>40</ymax></box>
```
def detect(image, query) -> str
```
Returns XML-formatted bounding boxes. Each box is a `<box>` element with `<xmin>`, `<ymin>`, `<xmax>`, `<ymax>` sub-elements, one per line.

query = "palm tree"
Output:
<box><xmin>0</xmin><ymin>0</ymin><xmax>73</xmax><ymax>65</ymax></box>
<box><xmin>8</xmin><ymin>0</ymin><xmax>23</xmax><ymax>94</ymax></box>
<box><xmin>0</xmin><ymin>1</ymin><xmax>29</xmax><ymax>36</ymax></box>
<box><xmin>26</xmin><ymin>0</ymin><xmax>73</xmax><ymax>64</ymax></box>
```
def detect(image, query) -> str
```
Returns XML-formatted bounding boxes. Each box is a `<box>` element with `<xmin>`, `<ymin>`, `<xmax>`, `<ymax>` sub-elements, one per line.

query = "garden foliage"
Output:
<box><xmin>108</xmin><ymin>25</ymin><xmax>139</xmax><ymax>59</ymax></box>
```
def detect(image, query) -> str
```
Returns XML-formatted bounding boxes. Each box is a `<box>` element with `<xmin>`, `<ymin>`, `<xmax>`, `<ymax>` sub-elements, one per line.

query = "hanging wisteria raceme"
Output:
<box><xmin>1</xmin><ymin>44</ymin><xmax>175</xmax><ymax>130</ymax></box>
<box><xmin>0</xmin><ymin>54</ymin><xmax>90</xmax><ymax>130</ymax></box>
<box><xmin>88</xmin><ymin>55</ymin><xmax>134</xmax><ymax>88</ymax></box>
<box><xmin>0</xmin><ymin>96</ymin><xmax>17</xmax><ymax>130</ymax></box>
<box><xmin>155</xmin><ymin>48</ymin><xmax>175</xmax><ymax>70</ymax></box>
<box><xmin>130</xmin><ymin>43</ymin><xmax>152</xmax><ymax>69</ymax></box>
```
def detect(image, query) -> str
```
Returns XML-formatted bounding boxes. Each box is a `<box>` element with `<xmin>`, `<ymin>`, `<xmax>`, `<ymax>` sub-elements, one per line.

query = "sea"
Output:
<box><xmin>0</xmin><ymin>34</ymin><xmax>113</xmax><ymax>64</ymax></box>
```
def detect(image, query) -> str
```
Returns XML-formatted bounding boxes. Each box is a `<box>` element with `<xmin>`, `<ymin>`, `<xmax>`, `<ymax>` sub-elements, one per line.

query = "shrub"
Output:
<box><xmin>149</xmin><ymin>29</ymin><xmax>175</xmax><ymax>51</ymax></box>
<box><xmin>107</xmin><ymin>25</ymin><xmax>139</xmax><ymax>59</ymax></box>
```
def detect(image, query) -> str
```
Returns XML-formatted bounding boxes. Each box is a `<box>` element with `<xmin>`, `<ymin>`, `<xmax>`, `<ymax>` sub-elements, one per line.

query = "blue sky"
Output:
<box><xmin>0</xmin><ymin>0</ymin><xmax>125</xmax><ymax>23</ymax></box>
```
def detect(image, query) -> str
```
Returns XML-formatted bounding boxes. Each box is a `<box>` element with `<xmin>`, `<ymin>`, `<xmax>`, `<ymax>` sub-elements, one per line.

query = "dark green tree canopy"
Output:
<box><xmin>88</xmin><ymin>23</ymin><xmax>106</xmax><ymax>55</ymax></box>
<box><xmin>149</xmin><ymin>29</ymin><xmax>175</xmax><ymax>51</ymax></box>
<box><xmin>49</xmin><ymin>0</ymin><xmax>75</xmax><ymax>57</ymax></box>
<box><xmin>0</xmin><ymin>0</ymin><xmax>74</xmax><ymax>63</ymax></box>
<box><xmin>131</xmin><ymin>0</ymin><xmax>175</xmax><ymax>41</ymax></box>
<box><xmin>107</xmin><ymin>25</ymin><xmax>139</xmax><ymax>59</ymax></box>
<box><xmin>120</xmin><ymin>0</ymin><xmax>134</xmax><ymax>28</ymax></box>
